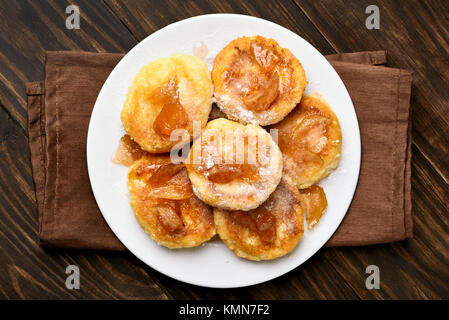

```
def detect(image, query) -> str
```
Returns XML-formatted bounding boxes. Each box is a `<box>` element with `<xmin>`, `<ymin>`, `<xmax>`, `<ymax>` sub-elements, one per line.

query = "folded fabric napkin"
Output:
<box><xmin>27</xmin><ymin>50</ymin><xmax>412</xmax><ymax>250</ymax></box>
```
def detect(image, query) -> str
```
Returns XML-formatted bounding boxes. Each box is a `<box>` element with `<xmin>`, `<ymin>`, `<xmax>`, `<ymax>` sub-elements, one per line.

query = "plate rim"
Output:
<box><xmin>87</xmin><ymin>13</ymin><xmax>361</xmax><ymax>288</ymax></box>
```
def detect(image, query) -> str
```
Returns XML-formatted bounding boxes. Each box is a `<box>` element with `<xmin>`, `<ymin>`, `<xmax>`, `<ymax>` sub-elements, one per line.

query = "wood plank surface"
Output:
<box><xmin>293</xmin><ymin>0</ymin><xmax>449</xmax><ymax>299</ymax></box>
<box><xmin>104</xmin><ymin>0</ymin><xmax>335</xmax><ymax>54</ymax></box>
<box><xmin>0</xmin><ymin>0</ymin><xmax>137</xmax><ymax>130</ymax></box>
<box><xmin>0</xmin><ymin>0</ymin><xmax>166</xmax><ymax>300</ymax></box>
<box><xmin>0</xmin><ymin>0</ymin><xmax>447</xmax><ymax>299</ymax></box>
<box><xmin>295</xmin><ymin>0</ymin><xmax>449</xmax><ymax>183</ymax></box>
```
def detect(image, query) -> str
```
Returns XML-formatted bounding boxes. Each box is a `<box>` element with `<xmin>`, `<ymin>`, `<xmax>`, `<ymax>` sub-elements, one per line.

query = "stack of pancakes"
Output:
<box><xmin>118</xmin><ymin>36</ymin><xmax>342</xmax><ymax>261</ymax></box>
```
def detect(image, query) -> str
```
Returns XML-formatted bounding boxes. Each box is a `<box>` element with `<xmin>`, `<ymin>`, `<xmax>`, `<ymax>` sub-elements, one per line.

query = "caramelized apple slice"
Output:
<box><xmin>287</xmin><ymin>148</ymin><xmax>324</xmax><ymax>175</ymax></box>
<box><xmin>150</xmin><ymin>164</ymin><xmax>193</xmax><ymax>200</ymax></box>
<box><xmin>230</xmin><ymin>211</ymin><xmax>257</xmax><ymax>232</ymax></box>
<box><xmin>292</xmin><ymin>115</ymin><xmax>330</xmax><ymax>154</ymax></box>
<box><xmin>255</xmin><ymin>210</ymin><xmax>276</xmax><ymax>244</ymax></box>
<box><xmin>135</xmin><ymin>163</ymin><xmax>193</xmax><ymax>200</ymax></box>
<box><xmin>207</xmin><ymin>163</ymin><xmax>258</xmax><ymax>184</ymax></box>
<box><xmin>242</xmin><ymin>72</ymin><xmax>279</xmax><ymax>111</ymax></box>
<box><xmin>149</xmin><ymin>163</ymin><xmax>184</xmax><ymax>187</ymax></box>
<box><xmin>191</xmin><ymin>131</ymin><xmax>263</xmax><ymax>184</ymax></box>
<box><xmin>153</xmin><ymin>101</ymin><xmax>189</xmax><ymax>137</ymax></box>
<box><xmin>240</xmin><ymin>41</ymin><xmax>280</xmax><ymax>111</ymax></box>
<box><xmin>149</xmin><ymin>77</ymin><xmax>177</xmax><ymax>105</ymax></box>
<box><xmin>156</xmin><ymin>202</ymin><xmax>185</xmax><ymax>234</ymax></box>
<box><xmin>151</xmin><ymin>77</ymin><xmax>189</xmax><ymax>137</ymax></box>
<box><xmin>229</xmin><ymin>208</ymin><xmax>276</xmax><ymax>244</ymax></box>
<box><xmin>250</xmin><ymin>41</ymin><xmax>279</xmax><ymax>72</ymax></box>
<box><xmin>224</xmin><ymin>39</ymin><xmax>280</xmax><ymax>112</ymax></box>
<box><xmin>298</xmin><ymin>185</ymin><xmax>327</xmax><ymax>229</ymax></box>
<box><xmin>112</xmin><ymin>134</ymin><xmax>148</xmax><ymax>166</ymax></box>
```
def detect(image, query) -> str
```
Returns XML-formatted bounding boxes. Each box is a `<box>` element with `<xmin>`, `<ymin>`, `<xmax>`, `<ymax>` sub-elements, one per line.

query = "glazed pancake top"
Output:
<box><xmin>121</xmin><ymin>54</ymin><xmax>213</xmax><ymax>153</ymax></box>
<box><xmin>128</xmin><ymin>156</ymin><xmax>216</xmax><ymax>248</ymax></box>
<box><xmin>270</xmin><ymin>95</ymin><xmax>342</xmax><ymax>189</ymax></box>
<box><xmin>214</xmin><ymin>179</ymin><xmax>304</xmax><ymax>261</ymax></box>
<box><xmin>186</xmin><ymin>118</ymin><xmax>283</xmax><ymax>211</ymax></box>
<box><xmin>212</xmin><ymin>35</ymin><xmax>307</xmax><ymax>126</ymax></box>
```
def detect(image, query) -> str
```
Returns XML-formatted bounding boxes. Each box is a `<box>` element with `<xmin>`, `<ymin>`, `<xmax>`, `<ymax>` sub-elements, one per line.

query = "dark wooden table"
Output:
<box><xmin>0</xmin><ymin>0</ymin><xmax>447</xmax><ymax>299</ymax></box>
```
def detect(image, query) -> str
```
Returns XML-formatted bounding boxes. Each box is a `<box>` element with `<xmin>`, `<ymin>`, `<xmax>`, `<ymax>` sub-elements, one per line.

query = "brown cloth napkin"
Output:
<box><xmin>27</xmin><ymin>50</ymin><xmax>412</xmax><ymax>250</ymax></box>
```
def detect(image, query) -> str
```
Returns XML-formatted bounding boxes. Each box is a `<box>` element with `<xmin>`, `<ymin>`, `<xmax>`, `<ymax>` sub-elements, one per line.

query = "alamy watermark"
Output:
<box><xmin>66</xmin><ymin>5</ymin><xmax>80</xmax><ymax>30</ymax></box>
<box><xmin>365</xmin><ymin>5</ymin><xmax>380</xmax><ymax>29</ymax></box>
<box><xmin>365</xmin><ymin>265</ymin><xmax>380</xmax><ymax>289</ymax></box>
<box><xmin>65</xmin><ymin>265</ymin><xmax>80</xmax><ymax>289</ymax></box>
<box><xmin>168</xmin><ymin>120</ymin><xmax>278</xmax><ymax>167</ymax></box>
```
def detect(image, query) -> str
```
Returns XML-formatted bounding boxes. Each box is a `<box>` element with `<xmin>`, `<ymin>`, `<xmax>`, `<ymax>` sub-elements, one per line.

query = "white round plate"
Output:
<box><xmin>87</xmin><ymin>14</ymin><xmax>360</xmax><ymax>288</ymax></box>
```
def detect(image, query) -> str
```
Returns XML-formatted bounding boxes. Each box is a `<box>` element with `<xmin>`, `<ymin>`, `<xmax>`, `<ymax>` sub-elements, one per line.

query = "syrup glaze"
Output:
<box><xmin>229</xmin><ymin>208</ymin><xmax>276</xmax><ymax>244</ymax></box>
<box><xmin>135</xmin><ymin>162</ymin><xmax>193</xmax><ymax>200</ymax></box>
<box><xmin>151</xmin><ymin>77</ymin><xmax>189</xmax><ymax>137</ymax></box>
<box><xmin>224</xmin><ymin>180</ymin><xmax>303</xmax><ymax>246</ymax></box>
<box><xmin>193</xmin><ymin>41</ymin><xmax>208</xmax><ymax>60</ymax></box>
<box><xmin>112</xmin><ymin>134</ymin><xmax>148</xmax><ymax>166</ymax></box>
<box><xmin>223</xmin><ymin>37</ymin><xmax>281</xmax><ymax>112</ymax></box>
<box><xmin>278</xmin><ymin>106</ymin><xmax>331</xmax><ymax>172</ymax></box>
<box><xmin>189</xmin><ymin>132</ymin><xmax>262</xmax><ymax>184</ymax></box>
<box><xmin>298</xmin><ymin>185</ymin><xmax>327</xmax><ymax>229</ymax></box>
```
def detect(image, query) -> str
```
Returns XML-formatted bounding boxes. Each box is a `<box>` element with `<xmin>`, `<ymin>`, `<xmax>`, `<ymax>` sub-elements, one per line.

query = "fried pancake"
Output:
<box><xmin>212</xmin><ymin>36</ymin><xmax>307</xmax><ymax>126</ymax></box>
<box><xmin>270</xmin><ymin>95</ymin><xmax>342</xmax><ymax>189</ymax></box>
<box><xmin>186</xmin><ymin>118</ymin><xmax>283</xmax><ymax>211</ymax></box>
<box><xmin>214</xmin><ymin>179</ymin><xmax>304</xmax><ymax>261</ymax></box>
<box><xmin>121</xmin><ymin>54</ymin><xmax>213</xmax><ymax>153</ymax></box>
<box><xmin>128</xmin><ymin>156</ymin><xmax>216</xmax><ymax>248</ymax></box>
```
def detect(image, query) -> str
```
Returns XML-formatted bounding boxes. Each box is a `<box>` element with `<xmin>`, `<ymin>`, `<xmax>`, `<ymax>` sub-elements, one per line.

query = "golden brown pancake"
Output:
<box><xmin>214</xmin><ymin>179</ymin><xmax>304</xmax><ymax>261</ymax></box>
<box><xmin>212</xmin><ymin>36</ymin><xmax>307</xmax><ymax>126</ymax></box>
<box><xmin>186</xmin><ymin>118</ymin><xmax>283</xmax><ymax>211</ymax></box>
<box><xmin>128</xmin><ymin>156</ymin><xmax>216</xmax><ymax>248</ymax></box>
<box><xmin>298</xmin><ymin>185</ymin><xmax>328</xmax><ymax>229</ymax></box>
<box><xmin>270</xmin><ymin>95</ymin><xmax>342</xmax><ymax>189</ymax></box>
<box><xmin>121</xmin><ymin>54</ymin><xmax>213</xmax><ymax>153</ymax></box>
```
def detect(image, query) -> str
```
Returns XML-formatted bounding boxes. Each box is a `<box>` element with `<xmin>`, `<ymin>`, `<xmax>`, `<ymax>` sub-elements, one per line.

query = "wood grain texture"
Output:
<box><xmin>292</xmin><ymin>0</ymin><xmax>449</xmax><ymax>299</ymax></box>
<box><xmin>0</xmin><ymin>0</ymin><xmax>137</xmax><ymax>130</ymax></box>
<box><xmin>0</xmin><ymin>0</ymin><xmax>448</xmax><ymax>299</ymax></box>
<box><xmin>144</xmin><ymin>250</ymin><xmax>360</xmax><ymax>300</ymax></box>
<box><xmin>0</xmin><ymin>107</ymin><xmax>167</xmax><ymax>299</ymax></box>
<box><xmin>0</xmin><ymin>0</ymin><xmax>166</xmax><ymax>300</ymax></box>
<box><xmin>104</xmin><ymin>0</ymin><xmax>335</xmax><ymax>53</ymax></box>
<box><xmin>295</xmin><ymin>0</ymin><xmax>449</xmax><ymax>184</ymax></box>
